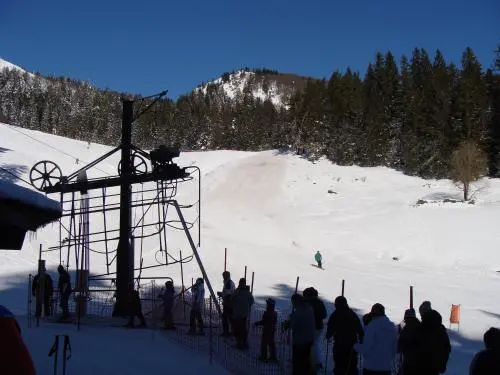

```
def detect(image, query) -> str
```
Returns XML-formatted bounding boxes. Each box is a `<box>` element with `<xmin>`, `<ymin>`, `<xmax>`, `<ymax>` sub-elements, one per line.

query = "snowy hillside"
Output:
<box><xmin>195</xmin><ymin>70</ymin><xmax>298</xmax><ymax>109</ymax></box>
<box><xmin>0</xmin><ymin>57</ymin><xmax>34</xmax><ymax>77</ymax></box>
<box><xmin>1</xmin><ymin>122</ymin><xmax>500</xmax><ymax>374</ymax></box>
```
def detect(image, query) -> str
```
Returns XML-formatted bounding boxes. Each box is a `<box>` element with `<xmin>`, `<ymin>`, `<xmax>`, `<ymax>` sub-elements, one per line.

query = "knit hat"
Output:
<box><xmin>404</xmin><ymin>308</ymin><xmax>416</xmax><ymax>319</ymax></box>
<box><xmin>266</xmin><ymin>298</ymin><xmax>276</xmax><ymax>307</ymax></box>
<box><xmin>238</xmin><ymin>278</ymin><xmax>246</xmax><ymax>287</ymax></box>
<box><xmin>371</xmin><ymin>303</ymin><xmax>385</xmax><ymax>316</ymax></box>
<box><xmin>334</xmin><ymin>296</ymin><xmax>348</xmax><ymax>309</ymax></box>
<box><xmin>419</xmin><ymin>301</ymin><xmax>432</xmax><ymax>316</ymax></box>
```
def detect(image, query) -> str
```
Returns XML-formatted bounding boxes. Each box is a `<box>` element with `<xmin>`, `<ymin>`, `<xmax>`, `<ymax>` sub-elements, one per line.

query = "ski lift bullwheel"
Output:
<box><xmin>29</xmin><ymin>160</ymin><xmax>62</xmax><ymax>191</ymax></box>
<box><xmin>118</xmin><ymin>152</ymin><xmax>148</xmax><ymax>175</ymax></box>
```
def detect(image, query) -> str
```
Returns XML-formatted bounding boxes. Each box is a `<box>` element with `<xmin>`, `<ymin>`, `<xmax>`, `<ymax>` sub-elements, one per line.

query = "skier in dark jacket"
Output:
<box><xmin>283</xmin><ymin>294</ymin><xmax>316</xmax><ymax>375</ymax></box>
<box><xmin>230</xmin><ymin>278</ymin><xmax>254</xmax><ymax>349</ymax></box>
<box><xmin>326</xmin><ymin>296</ymin><xmax>364</xmax><ymax>375</ymax></box>
<box><xmin>469</xmin><ymin>327</ymin><xmax>500</xmax><ymax>375</ymax></box>
<box><xmin>304</xmin><ymin>287</ymin><xmax>327</xmax><ymax>369</ymax></box>
<box><xmin>255</xmin><ymin>297</ymin><xmax>278</xmax><ymax>362</ymax></box>
<box><xmin>397</xmin><ymin>308</ymin><xmax>421</xmax><ymax>375</ymax></box>
<box><xmin>159</xmin><ymin>280</ymin><xmax>175</xmax><ymax>329</ymax></box>
<box><xmin>217</xmin><ymin>270</ymin><xmax>235</xmax><ymax>337</ymax></box>
<box><xmin>124</xmin><ymin>289</ymin><xmax>147</xmax><ymax>328</ymax></box>
<box><xmin>32</xmin><ymin>265</ymin><xmax>54</xmax><ymax>317</ymax></box>
<box><xmin>57</xmin><ymin>265</ymin><xmax>71</xmax><ymax>320</ymax></box>
<box><xmin>415</xmin><ymin>309</ymin><xmax>451</xmax><ymax>375</ymax></box>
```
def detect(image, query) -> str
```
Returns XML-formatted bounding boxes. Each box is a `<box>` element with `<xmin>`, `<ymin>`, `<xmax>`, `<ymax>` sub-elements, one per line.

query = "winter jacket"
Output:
<box><xmin>191</xmin><ymin>281</ymin><xmax>205</xmax><ymax>310</ymax></box>
<box><xmin>326</xmin><ymin>306</ymin><xmax>364</xmax><ymax>348</ymax></box>
<box><xmin>222</xmin><ymin>279</ymin><xmax>235</xmax><ymax>299</ymax></box>
<box><xmin>230</xmin><ymin>285</ymin><xmax>254</xmax><ymax>319</ymax></box>
<box><xmin>255</xmin><ymin>308</ymin><xmax>277</xmax><ymax>336</ymax></box>
<box><xmin>58</xmin><ymin>270</ymin><xmax>71</xmax><ymax>295</ymax></box>
<box><xmin>469</xmin><ymin>348</ymin><xmax>500</xmax><ymax>375</ymax></box>
<box><xmin>415</xmin><ymin>310</ymin><xmax>451</xmax><ymax>374</ymax></box>
<box><xmin>0</xmin><ymin>305</ymin><xmax>36</xmax><ymax>375</ymax></box>
<box><xmin>314</xmin><ymin>252</ymin><xmax>322</xmax><ymax>262</ymax></box>
<box><xmin>398</xmin><ymin>317</ymin><xmax>421</xmax><ymax>373</ymax></box>
<box><xmin>307</xmin><ymin>297</ymin><xmax>327</xmax><ymax>330</ymax></box>
<box><xmin>354</xmin><ymin>315</ymin><xmax>397</xmax><ymax>371</ymax></box>
<box><xmin>160</xmin><ymin>287</ymin><xmax>175</xmax><ymax>310</ymax></box>
<box><xmin>32</xmin><ymin>273</ymin><xmax>53</xmax><ymax>297</ymax></box>
<box><xmin>290</xmin><ymin>303</ymin><xmax>316</xmax><ymax>346</ymax></box>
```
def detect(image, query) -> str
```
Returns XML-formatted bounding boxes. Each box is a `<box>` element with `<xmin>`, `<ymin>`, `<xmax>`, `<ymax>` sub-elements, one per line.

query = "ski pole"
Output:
<box><xmin>324</xmin><ymin>339</ymin><xmax>330</xmax><ymax>375</ymax></box>
<box><xmin>62</xmin><ymin>335</ymin><xmax>71</xmax><ymax>375</ymax></box>
<box><xmin>48</xmin><ymin>335</ymin><xmax>59</xmax><ymax>375</ymax></box>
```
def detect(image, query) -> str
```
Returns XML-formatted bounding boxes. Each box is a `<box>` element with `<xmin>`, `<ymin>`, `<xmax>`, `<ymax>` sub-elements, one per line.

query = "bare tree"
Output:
<box><xmin>450</xmin><ymin>140</ymin><xmax>488</xmax><ymax>200</ymax></box>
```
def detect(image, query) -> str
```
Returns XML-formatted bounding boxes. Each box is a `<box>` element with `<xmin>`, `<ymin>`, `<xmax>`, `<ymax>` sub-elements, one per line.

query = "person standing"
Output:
<box><xmin>124</xmin><ymin>289</ymin><xmax>147</xmax><ymax>328</ymax></box>
<box><xmin>304</xmin><ymin>287</ymin><xmax>327</xmax><ymax>370</ymax></box>
<box><xmin>415</xmin><ymin>309</ymin><xmax>451</xmax><ymax>375</ymax></box>
<box><xmin>283</xmin><ymin>294</ymin><xmax>316</xmax><ymax>375</ymax></box>
<box><xmin>314</xmin><ymin>251</ymin><xmax>323</xmax><ymax>268</ymax></box>
<box><xmin>32</xmin><ymin>264</ymin><xmax>53</xmax><ymax>317</ymax></box>
<box><xmin>230</xmin><ymin>278</ymin><xmax>254</xmax><ymax>350</ymax></box>
<box><xmin>469</xmin><ymin>327</ymin><xmax>500</xmax><ymax>375</ymax></box>
<box><xmin>397</xmin><ymin>308</ymin><xmax>421</xmax><ymax>375</ymax></box>
<box><xmin>159</xmin><ymin>280</ymin><xmax>175</xmax><ymax>330</ymax></box>
<box><xmin>354</xmin><ymin>303</ymin><xmax>397</xmax><ymax>375</ymax></box>
<box><xmin>217</xmin><ymin>270</ymin><xmax>235</xmax><ymax>337</ymax></box>
<box><xmin>326</xmin><ymin>296</ymin><xmax>364</xmax><ymax>375</ymax></box>
<box><xmin>255</xmin><ymin>298</ymin><xmax>278</xmax><ymax>362</ymax></box>
<box><xmin>189</xmin><ymin>278</ymin><xmax>205</xmax><ymax>335</ymax></box>
<box><xmin>57</xmin><ymin>265</ymin><xmax>71</xmax><ymax>320</ymax></box>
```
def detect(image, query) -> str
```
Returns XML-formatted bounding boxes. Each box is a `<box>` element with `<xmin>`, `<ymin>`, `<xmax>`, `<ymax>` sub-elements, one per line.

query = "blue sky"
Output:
<box><xmin>1</xmin><ymin>0</ymin><xmax>498</xmax><ymax>100</ymax></box>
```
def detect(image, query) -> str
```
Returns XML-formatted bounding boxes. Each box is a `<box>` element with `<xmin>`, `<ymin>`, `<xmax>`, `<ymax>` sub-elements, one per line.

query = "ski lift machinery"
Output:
<box><xmin>28</xmin><ymin>92</ymin><xmax>221</xmax><ymax>317</ymax></box>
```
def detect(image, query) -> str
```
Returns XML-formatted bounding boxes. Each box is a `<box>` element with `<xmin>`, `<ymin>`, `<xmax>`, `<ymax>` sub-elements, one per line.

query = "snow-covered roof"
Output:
<box><xmin>0</xmin><ymin>180</ymin><xmax>61</xmax><ymax>213</ymax></box>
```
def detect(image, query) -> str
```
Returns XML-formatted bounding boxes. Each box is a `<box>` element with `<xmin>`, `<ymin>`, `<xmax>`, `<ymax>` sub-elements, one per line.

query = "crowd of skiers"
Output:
<box><xmin>158</xmin><ymin>268</ymin><xmax>500</xmax><ymax>375</ymax></box>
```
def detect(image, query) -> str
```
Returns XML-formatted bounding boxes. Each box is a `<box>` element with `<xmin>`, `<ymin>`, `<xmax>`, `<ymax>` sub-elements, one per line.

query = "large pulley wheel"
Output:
<box><xmin>118</xmin><ymin>153</ymin><xmax>148</xmax><ymax>175</ymax></box>
<box><xmin>29</xmin><ymin>160</ymin><xmax>62</xmax><ymax>191</ymax></box>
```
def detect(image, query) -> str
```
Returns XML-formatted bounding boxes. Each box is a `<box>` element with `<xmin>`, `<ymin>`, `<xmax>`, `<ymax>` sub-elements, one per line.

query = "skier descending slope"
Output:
<box><xmin>314</xmin><ymin>251</ymin><xmax>322</xmax><ymax>268</ymax></box>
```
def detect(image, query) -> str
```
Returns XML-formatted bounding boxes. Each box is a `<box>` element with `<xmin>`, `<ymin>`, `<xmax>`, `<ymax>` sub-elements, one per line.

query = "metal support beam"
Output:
<box><xmin>113</xmin><ymin>99</ymin><xmax>134</xmax><ymax>316</ymax></box>
<box><xmin>172</xmin><ymin>200</ymin><xmax>222</xmax><ymax>316</ymax></box>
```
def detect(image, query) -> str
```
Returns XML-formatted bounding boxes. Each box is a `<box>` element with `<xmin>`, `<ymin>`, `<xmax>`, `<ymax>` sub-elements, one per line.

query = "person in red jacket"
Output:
<box><xmin>255</xmin><ymin>298</ymin><xmax>278</xmax><ymax>362</ymax></box>
<box><xmin>0</xmin><ymin>305</ymin><xmax>36</xmax><ymax>375</ymax></box>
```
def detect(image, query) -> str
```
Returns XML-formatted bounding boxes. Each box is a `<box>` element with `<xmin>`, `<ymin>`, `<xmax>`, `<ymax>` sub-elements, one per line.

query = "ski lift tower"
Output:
<box><xmin>28</xmin><ymin>92</ymin><xmax>221</xmax><ymax>317</ymax></box>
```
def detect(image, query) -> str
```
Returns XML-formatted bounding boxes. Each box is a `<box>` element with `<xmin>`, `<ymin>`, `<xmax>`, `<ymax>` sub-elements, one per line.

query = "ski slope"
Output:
<box><xmin>1</xmin><ymin>122</ymin><xmax>500</xmax><ymax>374</ymax></box>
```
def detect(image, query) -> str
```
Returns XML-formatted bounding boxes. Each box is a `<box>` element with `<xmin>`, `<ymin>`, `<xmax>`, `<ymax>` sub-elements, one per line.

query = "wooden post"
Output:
<box><xmin>410</xmin><ymin>286</ymin><xmax>413</xmax><ymax>309</ymax></box>
<box><xmin>250</xmin><ymin>272</ymin><xmax>255</xmax><ymax>294</ymax></box>
<box><xmin>224</xmin><ymin>248</ymin><xmax>227</xmax><ymax>272</ymax></box>
<box><xmin>341</xmin><ymin>279</ymin><xmax>345</xmax><ymax>297</ymax></box>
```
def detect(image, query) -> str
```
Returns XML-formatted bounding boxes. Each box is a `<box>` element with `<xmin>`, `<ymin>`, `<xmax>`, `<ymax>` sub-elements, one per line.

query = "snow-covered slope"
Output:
<box><xmin>0</xmin><ymin>57</ymin><xmax>33</xmax><ymax>77</ymax></box>
<box><xmin>1</xmin><ymin>122</ymin><xmax>500</xmax><ymax>374</ymax></box>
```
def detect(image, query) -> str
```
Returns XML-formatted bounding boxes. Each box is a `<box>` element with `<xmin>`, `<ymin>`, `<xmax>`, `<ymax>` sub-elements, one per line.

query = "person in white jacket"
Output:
<box><xmin>189</xmin><ymin>278</ymin><xmax>205</xmax><ymax>335</ymax></box>
<box><xmin>354</xmin><ymin>303</ymin><xmax>397</xmax><ymax>375</ymax></box>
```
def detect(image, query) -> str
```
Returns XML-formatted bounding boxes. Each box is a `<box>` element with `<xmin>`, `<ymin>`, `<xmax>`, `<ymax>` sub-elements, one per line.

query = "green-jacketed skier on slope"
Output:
<box><xmin>314</xmin><ymin>251</ymin><xmax>322</xmax><ymax>268</ymax></box>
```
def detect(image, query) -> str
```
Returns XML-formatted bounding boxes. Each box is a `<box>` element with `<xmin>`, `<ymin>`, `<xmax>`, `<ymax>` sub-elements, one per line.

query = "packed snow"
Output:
<box><xmin>1</xmin><ymin>122</ymin><xmax>500</xmax><ymax>374</ymax></box>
